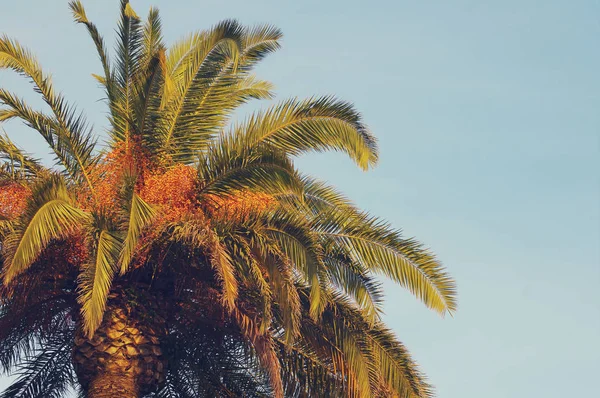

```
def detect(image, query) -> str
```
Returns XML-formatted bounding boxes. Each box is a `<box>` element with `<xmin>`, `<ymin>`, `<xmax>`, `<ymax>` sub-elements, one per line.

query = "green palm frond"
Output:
<box><xmin>68</xmin><ymin>1</ymin><xmax>114</xmax><ymax>102</ymax></box>
<box><xmin>131</xmin><ymin>49</ymin><xmax>166</xmax><ymax>153</ymax></box>
<box><xmin>234</xmin><ymin>75</ymin><xmax>275</xmax><ymax>100</ymax></box>
<box><xmin>314</xmin><ymin>207</ymin><xmax>457</xmax><ymax>315</ymax></box>
<box><xmin>298</xmin><ymin>175</ymin><xmax>355</xmax><ymax>212</ymax></box>
<box><xmin>198</xmin><ymin>135</ymin><xmax>303</xmax><ymax>198</ymax></box>
<box><xmin>367</xmin><ymin>324</ymin><xmax>433</xmax><ymax>398</ymax></box>
<box><xmin>323</xmin><ymin>250</ymin><xmax>384</xmax><ymax>325</ymax></box>
<box><xmin>232</xmin><ymin>308</ymin><xmax>284</xmax><ymax>398</ymax></box>
<box><xmin>276</xmin><ymin>338</ymin><xmax>346</xmax><ymax>398</ymax></box>
<box><xmin>119</xmin><ymin>193</ymin><xmax>156</xmax><ymax>274</ymax></box>
<box><xmin>0</xmin><ymin>133</ymin><xmax>45</xmax><ymax>180</ymax></box>
<box><xmin>232</xmin><ymin>96</ymin><xmax>379</xmax><ymax>170</ymax></box>
<box><xmin>1</xmin><ymin>175</ymin><xmax>89</xmax><ymax>284</ymax></box>
<box><xmin>108</xmin><ymin>0</ymin><xmax>143</xmax><ymax>143</ymax></box>
<box><xmin>0</xmin><ymin>294</ymin><xmax>73</xmax><ymax>375</ymax></box>
<box><xmin>127</xmin><ymin>8</ymin><xmax>165</xmax><ymax>150</ymax></box>
<box><xmin>78</xmin><ymin>221</ymin><xmax>122</xmax><ymax>337</ymax></box>
<box><xmin>331</xmin><ymin>292</ymin><xmax>433</xmax><ymax>398</ymax></box>
<box><xmin>113</xmin><ymin>5</ymin><xmax>165</xmax><ymax>149</ymax></box>
<box><xmin>160</xmin><ymin>25</ymin><xmax>281</xmax><ymax>162</ymax></box>
<box><xmin>0</xmin><ymin>331</ymin><xmax>75</xmax><ymax>398</ymax></box>
<box><xmin>158</xmin><ymin>20</ymin><xmax>243</xmax><ymax>160</ymax></box>
<box><xmin>251</xmin><ymin>206</ymin><xmax>328</xmax><ymax>322</ymax></box>
<box><xmin>141</xmin><ymin>7</ymin><xmax>164</xmax><ymax>68</ymax></box>
<box><xmin>0</xmin><ymin>90</ymin><xmax>96</xmax><ymax>184</ymax></box>
<box><xmin>0</xmin><ymin>219</ymin><xmax>15</xmax><ymax>240</ymax></box>
<box><xmin>206</xmin><ymin>232</ymin><xmax>239</xmax><ymax>312</ymax></box>
<box><xmin>0</xmin><ymin>37</ymin><xmax>98</xmax><ymax>191</ymax></box>
<box><xmin>239</xmin><ymin>24</ymin><xmax>282</xmax><ymax>67</ymax></box>
<box><xmin>163</xmin><ymin>24</ymin><xmax>281</xmax><ymax>163</ymax></box>
<box><xmin>168</xmin><ymin>217</ymin><xmax>239</xmax><ymax>312</ymax></box>
<box><xmin>247</xmin><ymin>236</ymin><xmax>302</xmax><ymax>341</ymax></box>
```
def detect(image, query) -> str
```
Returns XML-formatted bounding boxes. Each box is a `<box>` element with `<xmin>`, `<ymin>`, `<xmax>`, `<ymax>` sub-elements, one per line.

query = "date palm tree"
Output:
<box><xmin>0</xmin><ymin>1</ymin><xmax>456</xmax><ymax>397</ymax></box>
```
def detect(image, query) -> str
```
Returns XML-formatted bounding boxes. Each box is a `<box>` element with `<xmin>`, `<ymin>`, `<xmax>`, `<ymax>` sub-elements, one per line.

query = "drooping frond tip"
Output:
<box><xmin>234</xmin><ymin>96</ymin><xmax>379</xmax><ymax>172</ymax></box>
<box><xmin>68</xmin><ymin>0</ymin><xmax>88</xmax><ymax>23</ymax></box>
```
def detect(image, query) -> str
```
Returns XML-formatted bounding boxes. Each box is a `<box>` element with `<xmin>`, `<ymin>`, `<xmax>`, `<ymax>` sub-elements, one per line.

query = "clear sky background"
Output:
<box><xmin>1</xmin><ymin>1</ymin><xmax>599</xmax><ymax>397</ymax></box>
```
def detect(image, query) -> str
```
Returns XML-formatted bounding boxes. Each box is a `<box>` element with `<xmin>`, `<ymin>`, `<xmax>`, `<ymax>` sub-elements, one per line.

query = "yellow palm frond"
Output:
<box><xmin>316</xmin><ymin>208</ymin><xmax>457</xmax><ymax>315</ymax></box>
<box><xmin>119</xmin><ymin>193</ymin><xmax>156</xmax><ymax>274</ymax></box>
<box><xmin>78</xmin><ymin>228</ymin><xmax>122</xmax><ymax>337</ymax></box>
<box><xmin>159</xmin><ymin>21</ymin><xmax>243</xmax><ymax>158</ymax></box>
<box><xmin>207</xmin><ymin>232</ymin><xmax>239</xmax><ymax>312</ymax></box>
<box><xmin>232</xmin><ymin>96</ymin><xmax>379</xmax><ymax>171</ymax></box>
<box><xmin>0</xmin><ymin>37</ymin><xmax>97</xmax><ymax>192</ymax></box>
<box><xmin>2</xmin><ymin>175</ymin><xmax>89</xmax><ymax>284</ymax></box>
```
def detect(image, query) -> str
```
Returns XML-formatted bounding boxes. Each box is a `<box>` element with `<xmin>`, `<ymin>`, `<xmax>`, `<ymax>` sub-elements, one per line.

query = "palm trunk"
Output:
<box><xmin>73</xmin><ymin>289</ymin><xmax>167</xmax><ymax>398</ymax></box>
<box><xmin>87</xmin><ymin>371</ymin><xmax>140</xmax><ymax>398</ymax></box>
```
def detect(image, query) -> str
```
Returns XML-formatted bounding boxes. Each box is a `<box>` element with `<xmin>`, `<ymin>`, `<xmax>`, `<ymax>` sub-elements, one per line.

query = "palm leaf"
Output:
<box><xmin>206</xmin><ymin>231</ymin><xmax>239</xmax><ymax>312</ymax></box>
<box><xmin>158</xmin><ymin>20</ymin><xmax>243</xmax><ymax>161</ymax></box>
<box><xmin>0</xmin><ymin>331</ymin><xmax>75</xmax><ymax>398</ymax></box>
<box><xmin>323</xmin><ymin>250</ymin><xmax>384</xmax><ymax>325</ymax></box>
<box><xmin>198</xmin><ymin>135</ymin><xmax>303</xmax><ymax>198</ymax></box>
<box><xmin>140</xmin><ymin>7</ymin><xmax>164</xmax><ymax>70</ymax></box>
<box><xmin>69</xmin><ymin>1</ymin><xmax>114</xmax><ymax>102</ymax></box>
<box><xmin>233</xmin><ymin>96</ymin><xmax>379</xmax><ymax>170</ymax></box>
<box><xmin>315</xmin><ymin>208</ymin><xmax>457</xmax><ymax>315</ymax></box>
<box><xmin>0</xmin><ymin>36</ymin><xmax>98</xmax><ymax>191</ymax></box>
<box><xmin>0</xmin><ymin>90</ymin><xmax>95</xmax><ymax>184</ymax></box>
<box><xmin>0</xmin><ymin>133</ymin><xmax>45</xmax><ymax>180</ymax></box>
<box><xmin>78</xmin><ymin>225</ymin><xmax>122</xmax><ymax>337</ymax></box>
<box><xmin>105</xmin><ymin>0</ymin><xmax>144</xmax><ymax>143</ymax></box>
<box><xmin>1</xmin><ymin>175</ymin><xmax>89</xmax><ymax>284</ymax></box>
<box><xmin>119</xmin><ymin>193</ymin><xmax>156</xmax><ymax>274</ymax></box>
<box><xmin>232</xmin><ymin>308</ymin><xmax>284</xmax><ymax>398</ymax></box>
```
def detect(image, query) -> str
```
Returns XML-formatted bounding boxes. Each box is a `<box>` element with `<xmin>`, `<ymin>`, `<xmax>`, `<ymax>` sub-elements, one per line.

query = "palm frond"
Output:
<box><xmin>1</xmin><ymin>175</ymin><xmax>89</xmax><ymax>284</ymax></box>
<box><xmin>0</xmin><ymin>90</ymin><xmax>96</xmax><ymax>184</ymax></box>
<box><xmin>314</xmin><ymin>208</ymin><xmax>457</xmax><ymax>315</ymax></box>
<box><xmin>119</xmin><ymin>193</ymin><xmax>156</xmax><ymax>274</ymax></box>
<box><xmin>233</xmin><ymin>96</ymin><xmax>378</xmax><ymax>170</ymax></box>
<box><xmin>248</xmin><ymin>236</ymin><xmax>301</xmax><ymax>342</ymax></box>
<box><xmin>232</xmin><ymin>308</ymin><xmax>284</xmax><ymax>398</ymax></box>
<box><xmin>0</xmin><ymin>36</ymin><xmax>98</xmax><ymax>190</ymax></box>
<box><xmin>158</xmin><ymin>20</ymin><xmax>243</xmax><ymax>161</ymax></box>
<box><xmin>68</xmin><ymin>1</ymin><xmax>114</xmax><ymax>101</ymax></box>
<box><xmin>0</xmin><ymin>133</ymin><xmax>45</xmax><ymax>180</ymax></box>
<box><xmin>77</xmin><ymin>223</ymin><xmax>122</xmax><ymax>337</ymax></box>
<box><xmin>323</xmin><ymin>249</ymin><xmax>384</xmax><ymax>325</ymax></box>
<box><xmin>107</xmin><ymin>0</ymin><xmax>144</xmax><ymax>143</ymax></box>
<box><xmin>234</xmin><ymin>75</ymin><xmax>275</xmax><ymax>100</ymax></box>
<box><xmin>206</xmin><ymin>232</ymin><xmax>239</xmax><ymax>312</ymax></box>
<box><xmin>0</xmin><ymin>330</ymin><xmax>75</xmax><ymax>398</ymax></box>
<box><xmin>141</xmin><ymin>7</ymin><xmax>164</xmax><ymax>70</ymax></box>
<box><xmin>153</xmin><ymin>23</ymin><xmax>280</xmax><ymax>163</ymax></box>
<box><xmin>329</xmin><ymin>292</ymin><xmax>434</xmax><ymax>398</ymax></box>
<box><xmin>239</xmin><ymin>24</ymin><xmax>282</xmax><ymax>67</ymax></box>
<box><xmin>367</xmin><ymin>324</ymin><xmax>434</xmax><ymax>398</ymax></box>
<box><xmin>131</xmin><ymin>49</ymin><xmax>166</xmax><ymax>153</ymax></box>
<box><xmin>198</xmin><ymin>135</ymin><xmax>302</xmax><ymax>198</ymax></box>
<box><xmin>0</xmin><ymin>295</ymin><xmax>73</xmax><ymax>375</ymax></box>
<box><xmin>258</xmin><ymin>207</ymin><xmax>327</xmax><ymax>321</ymax></box>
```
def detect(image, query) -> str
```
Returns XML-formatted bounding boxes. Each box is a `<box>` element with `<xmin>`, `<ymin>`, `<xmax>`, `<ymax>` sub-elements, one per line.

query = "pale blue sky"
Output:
<box><xmin>1</xmin><ymin>1</ymin><xmax>599</xmax><ymax>397</ymax></box>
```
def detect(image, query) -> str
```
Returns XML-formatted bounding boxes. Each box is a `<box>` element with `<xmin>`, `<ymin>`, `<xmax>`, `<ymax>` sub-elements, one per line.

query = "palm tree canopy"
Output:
<box><xmin>0</xmin><ymin>1</ymin><xmax>456</xmax><ymax>397</ymax></box>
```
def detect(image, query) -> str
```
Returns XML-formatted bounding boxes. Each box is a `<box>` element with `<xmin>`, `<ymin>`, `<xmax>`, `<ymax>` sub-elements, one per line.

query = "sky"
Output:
<box><xmin>1</xmin><ymin>0</ymin><xmax>599</xmax><ymax>397</ymax></box>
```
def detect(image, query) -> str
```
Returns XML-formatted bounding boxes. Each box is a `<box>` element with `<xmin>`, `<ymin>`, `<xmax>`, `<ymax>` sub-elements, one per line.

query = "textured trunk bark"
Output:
<box><xmin>87</xmin><ymin>371</ymin><xmax>140</xmax><ymax>398</ymax></box>
<box><xmin>73</xmin><ymin>288</ymin><xmax>167</xmax><ymax>397</ymax></box>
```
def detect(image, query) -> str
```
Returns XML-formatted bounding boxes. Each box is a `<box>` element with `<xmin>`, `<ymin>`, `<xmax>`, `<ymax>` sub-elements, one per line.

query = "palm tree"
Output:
<box><xmin>0</xmin><ymin>1</ymin><xmax>456</xmax><ymax>397</ymax></box>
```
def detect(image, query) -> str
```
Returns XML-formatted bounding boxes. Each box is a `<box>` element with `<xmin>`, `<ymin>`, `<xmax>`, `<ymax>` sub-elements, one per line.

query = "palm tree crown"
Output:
<box><xmin>0</xmin><ymin>1</ymin><xmax>456</xmax><ymax>397</ymax></box>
